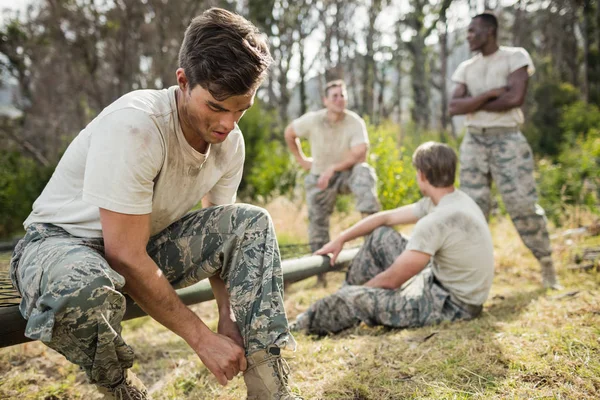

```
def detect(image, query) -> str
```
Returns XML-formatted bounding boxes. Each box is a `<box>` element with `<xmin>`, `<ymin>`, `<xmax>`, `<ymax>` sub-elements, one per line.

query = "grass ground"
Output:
<box><xmin>0</xmin><ymin>199</ymin><xmax>598</xmax><ymax>399</ymax></box>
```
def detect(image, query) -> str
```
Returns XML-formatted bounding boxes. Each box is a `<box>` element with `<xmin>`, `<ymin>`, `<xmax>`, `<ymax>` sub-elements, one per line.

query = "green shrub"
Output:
<box><xmin>523</xmin><ymin>82</ymin><xmax>580</xmax><ymax>157</ymax></box>
<box><xmin>368</xmin><ymin>121</ymin><xmax>421</xmax><ymax>210</ymax></box>
<box><xmin>537</xmin><ymin>102</ymin><xmax>600</xmax><ymax>224</ymax></box>
<box><xmin>237</xmin><ymin>100</ymin><xmax>296</xmax><ymax>201</ymax></box>
<box><xmin>0</xmin><ymin>150</ymin><xmax>53</xmax><ymax>238</ymax></box>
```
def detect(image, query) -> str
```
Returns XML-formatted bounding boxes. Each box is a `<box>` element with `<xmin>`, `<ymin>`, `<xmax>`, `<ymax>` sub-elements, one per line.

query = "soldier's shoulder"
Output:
<box><xmin>344</xmin><ymin>109</ymin><xmax>365</xmax><ymax>123</ymax></box>
<box><xmin>500</xmin><ymin>46</ymin><xmax>531</xmax><ymax>57</ymax></box>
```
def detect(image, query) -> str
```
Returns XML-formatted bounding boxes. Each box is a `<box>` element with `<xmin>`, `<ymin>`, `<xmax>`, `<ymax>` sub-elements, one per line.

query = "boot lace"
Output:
<box><xmin>110</xmin><ymin>380</ymin><xmax>148</xmax><ymax>400</ymax></box>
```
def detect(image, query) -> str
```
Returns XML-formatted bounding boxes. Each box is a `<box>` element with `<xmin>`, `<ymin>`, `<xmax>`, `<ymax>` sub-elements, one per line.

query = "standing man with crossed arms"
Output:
<box><xmin>284</xmin><ymin>80</ymin><xmax>380</xmax><ymax>285</ymax></box>
<box><xmin>449</xmin><ymin>13</ymin><xmax>560</xmax><ymax>289</ymax></box>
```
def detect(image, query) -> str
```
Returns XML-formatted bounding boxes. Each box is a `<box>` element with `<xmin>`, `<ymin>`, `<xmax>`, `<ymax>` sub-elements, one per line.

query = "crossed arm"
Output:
<box><xmin>100</xmin><ymin>207</ymin><xmax>246</xmax><ymax>386</ymax></box>
<box><xmin>448</xmin><ymin>66</ymin><xmax>529</xmax><ymax>116</ymax></box>
<box><xmin>315</xmin><ymin>204</ymin><xmax>431</xmax><ymax>290</ymax></box>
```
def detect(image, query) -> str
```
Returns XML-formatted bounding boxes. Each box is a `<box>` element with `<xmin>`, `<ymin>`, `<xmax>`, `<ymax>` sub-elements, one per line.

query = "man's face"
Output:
<box><xmin>467</xmin><ymin>19</ymin><xmax>491</xmax><ymax>52</ymax></box>
<box><xmin>323</xmin><ymin>86</ymin><xmax>347</xmax><ymax>114</ymax></box>
<box><xmin>179</xmin><ymin>83</ymin><xmax>255</xmax><ymax>147</ymax></box>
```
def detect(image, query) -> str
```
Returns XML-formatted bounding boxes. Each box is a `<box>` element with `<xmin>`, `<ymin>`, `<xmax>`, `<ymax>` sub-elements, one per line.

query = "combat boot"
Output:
<box><xmin>97</xmin><ymin>370</ymin><xmax>150</xmax><ymax>400</ymax></box>
<box><xmin>540</xmin><ymin>256</ymin><xmax>563</xmax><ymax>290</ymax></box>
<box><xmin>244</xmin><ymin>345</ymin><xmax>302</xmax><ymax>399</ymax></box>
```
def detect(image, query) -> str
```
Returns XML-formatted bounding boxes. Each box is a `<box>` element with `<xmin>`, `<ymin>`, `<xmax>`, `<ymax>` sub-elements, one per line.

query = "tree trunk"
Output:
<box><xmin>299</xmin><ymin>36</ymin><xmax>307</xmax><ymax>116</ymax></box>
<box><xmin>582</xmin><ymin>0</ymin><xmax>591</xmax><ymax>103</ymax></box>
<box><xmin>439</xmin><ymin>14</ymin><xmax>449</xmax><ymax>132</ymax></box>
<box><xmin>362</xmin><ymin>0</ymin><xmax>381</xmax><ymax>118</ymax></box>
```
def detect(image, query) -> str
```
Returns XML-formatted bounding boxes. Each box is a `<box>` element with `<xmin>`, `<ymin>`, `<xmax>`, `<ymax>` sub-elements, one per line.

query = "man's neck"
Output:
<box><xmin>326</xmin><ymin>109</ymin><xmax>345</xmax><ymax>123</ymax></box>
<box><xmin>176</xmin><ymin>88</ymin><xmax>209</xmax><ymax>153</ymax></box>
<box><xmin>429</xmin><ymin>186</ymin><xmax>456</xmax><ymax>206</ymax></box>
<box><xmin>481</xmin><ymin>42</ymin><xmax>499</xmax><ymax>57</ymax></box>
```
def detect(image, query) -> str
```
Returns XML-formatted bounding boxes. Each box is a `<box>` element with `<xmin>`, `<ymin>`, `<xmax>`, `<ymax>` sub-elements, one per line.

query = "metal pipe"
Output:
<box><xmin>0</xmin><ymin>248</ymin><xmax>359</xmax><ymax>348</ymax></box>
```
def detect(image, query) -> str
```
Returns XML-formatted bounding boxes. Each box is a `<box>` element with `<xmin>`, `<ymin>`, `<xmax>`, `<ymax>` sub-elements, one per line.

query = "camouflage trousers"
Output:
<box><xmin>305</xmin><ymin>162</ymin><xmax>380</xmax><ymax>252</ymax></box>
<box><xmin>9</xmin><ymin>204</ymin><xmax>295</xmax><ymax>387</ymax></box>
<box><xmin>460</xmin><ymin>131</ymin><xmax>552</xmax><ymax>260</ymax></box>
<box><xmin>300</xmin><ymin>227</ymin><xmax>476</xmax><ymax>335</ymax></box>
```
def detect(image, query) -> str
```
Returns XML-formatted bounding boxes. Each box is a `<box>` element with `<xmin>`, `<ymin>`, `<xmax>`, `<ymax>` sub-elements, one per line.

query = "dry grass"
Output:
<box><xmin>0</xmin><ymin>201</ymin><xmax>599</xmax><ymax>399</ymax></box>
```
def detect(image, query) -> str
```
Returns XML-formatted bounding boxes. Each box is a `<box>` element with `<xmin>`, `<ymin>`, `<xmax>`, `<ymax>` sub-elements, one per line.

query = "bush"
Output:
<box><xmin>537</xmin><ymin>102</ymin><xmax>600</xmax><ymax>224</ymax></box>
<box><xmin>523</xmin><ymin>82</ymin><xmax>580</xmax><ymax>158</ymax></box>
<box><xmin>0</xmin><ymin>150</ymin><xmax>53</xmax><ymax>238</ymax></box>
<box><xmin>368</xmin><ymin>121</ymin><xmax>421</xmax><ymax>210</ymax></box>
<box><xmin>237</xmin><ymin>100</ymin><xmax>296</xmax><ymax>201</ymax></box>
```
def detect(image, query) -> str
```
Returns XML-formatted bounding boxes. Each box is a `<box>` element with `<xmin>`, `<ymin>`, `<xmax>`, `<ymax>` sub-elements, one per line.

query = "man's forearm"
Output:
<box><xmin>338</xmin><ymin>212</ymin><xmax>391</xmax><ymax>243</ymax></box>
<box><xmin>480</xmin><ymin>94</ymin><xmax>522</xmax><ymax>112</ymax></box>
<box><xmin>110</xmin><ymin>254</ymin><xmax>209</xmax><ymax>346</ymax></box>
<box><xmin>284</xmin><ymin>127</ymin><xmax>308</xmax><ymax>164</ymax></box>
<box><xmin>449</xmin><ymin>92</ymin><xmax>495</xmax><ymax>116</ymax></box>
<box><xmin>364</xmin><ymin>252</ymin><xmax>427</xmax><ymax>290</ymax></box>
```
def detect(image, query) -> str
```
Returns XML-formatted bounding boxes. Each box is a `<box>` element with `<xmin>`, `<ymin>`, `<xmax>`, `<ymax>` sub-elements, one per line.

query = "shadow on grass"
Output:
<box><xmin>304</xmin><ymin>289</ymin><xmax>545</xmax><ymax>399</ymax></box>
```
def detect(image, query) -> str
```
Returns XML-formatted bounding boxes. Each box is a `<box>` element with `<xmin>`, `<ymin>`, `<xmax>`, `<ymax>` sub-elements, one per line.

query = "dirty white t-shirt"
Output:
<box><xmin>292</xmin><ymin>108</ymin><xmax>368</xmax><ymax>175</ymax></box>
<box><xmin>407</xmin><ymin>190</ymin><xmax>494</xmax><ymax>306</ymax></box>
<box><xmin>24</xmin><ymin>86</ymin><xmax>244</xmax><ymax>238</ymax></box>
<box><xmin>452</xmin><ymin>46</ymin><xmax>535</xmax><ymax>128</ymax></box>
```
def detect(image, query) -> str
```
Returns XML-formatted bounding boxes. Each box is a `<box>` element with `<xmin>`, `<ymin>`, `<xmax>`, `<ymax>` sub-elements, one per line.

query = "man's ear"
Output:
<box><xmin>176</xmin><ymin>68</ymin><xmax>188</xmax><ymax>92</ymax></box>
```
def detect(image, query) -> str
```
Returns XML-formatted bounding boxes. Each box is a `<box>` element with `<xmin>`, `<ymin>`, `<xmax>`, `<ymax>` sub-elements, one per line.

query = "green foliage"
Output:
<box><xmin>560</xmin><ymin>101</ymin><xmax>600</xmax><ymax>141</ymax></box>
<box><xmin>523</xmin><ymin>82</ymin><xmax>580</xmax><ymax>157</ymax></box>
<box><xmin>244</xmin><ymin>139</ymin><xmax>297</xmax><ymax>202</ymax></box>
<box><xmin>334</xmin><ymin>194</ymin><xmax>353</xmax><ymax>215</ymax></box>
<box><xmin>537</xmin><ymin>102</ymin><xmax>600</xmax><ymax>224</ymax></box>
<box><xmin>367</xmin><ymin>121</ymin><xmax>422</xmax><ymax>210</ymax></box>
<box><xmin>237</xmin><ymin>100</ymin><xmax>296</xmax><ymax>201</ymax></box>
<box><xmin>0</xmin><ymin>150</ymin><xmax>53</xmax><ymax>238</ymax></box>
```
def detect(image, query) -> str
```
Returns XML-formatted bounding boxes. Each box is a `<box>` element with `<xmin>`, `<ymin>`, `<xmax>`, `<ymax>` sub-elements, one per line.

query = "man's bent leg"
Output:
<box><xmin>460</xmin><ymin>132</ymin><xmax>493</xmax><ymax>219</ymax></box>
<box><xmin>490</xmin><ymin>132</ymin><xmax>559</xmax><ymax>289</ymax></box>
<box><xmin>346</xmin><ymin>163</ymin><xmax>381</xmax><ymax>214</ymax></box>
<box><xmin>147</xmin><ymin>205</ymin><xmax>296</xmax><ymax>354</ymax></box>
<box><xmin>297</xmin><ymin>269</ymin><xmax>474</xmax><ymax>335</ymax></box>
<box><xmin>306</xmin><ymin>173</ymin><xmax>340</xmax><ymax>287</ymax></box>
<box><xmin>305</xmin><ymin>174</ymin><xmax>337</xmax><ymax>252</ymax></box>
<box><xmin>345</xmin><ymin>227</ymin><xmax>407</xmax><ymax>285</ymax></box>
<box><xmin>147</xmin><ymin>205</ymin><xmax>298</xmax><ymax>399</ymax></box>
<box><xmin>11</xmin><ymin>225</ymin><xmax>134</xmax><ymax>388</ymax></box>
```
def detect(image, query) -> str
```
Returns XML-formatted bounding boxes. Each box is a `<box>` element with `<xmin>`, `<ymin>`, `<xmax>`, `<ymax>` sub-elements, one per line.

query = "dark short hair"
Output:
<box><xmin>473</xmin><ymin>13</ymin><xmax>498</xmax><ymax>37</ymax></box>
<box><xmin>178</xmin><ymin>8</ymin><xmax>273</xmax><ymax>100</ymax></box>
<box><xmin>324</xmin><ymin>79</ymin><xmax>346</xmax><ymax>97</ymax></box>
<box><xmin>412</xmin><ymin>142</ymin><xmax>457</xmax><ymax>187</ymax></box>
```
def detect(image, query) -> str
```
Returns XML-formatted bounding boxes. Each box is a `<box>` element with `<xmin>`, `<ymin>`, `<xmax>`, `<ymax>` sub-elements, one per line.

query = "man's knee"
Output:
<box><xmin>351</xmin><ymin>163</ymin><xmax>377</xmax><ymax>182</ymax></box>
<box><xmin>48</xmin><ymin>274</ymin><xmax>125</xmax><ymax>322</ymax></box>
<box><xmin>227</xmin><ymin>204</ymin><xmax>274</xmax><ymax>231</ymax></box>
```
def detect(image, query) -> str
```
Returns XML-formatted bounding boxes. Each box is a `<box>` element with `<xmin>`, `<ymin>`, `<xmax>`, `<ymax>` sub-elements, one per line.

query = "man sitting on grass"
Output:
<box><xmin>290</xmin><ymin>142</ymin><xmax>495</xmax><ymax>335</ymax></box>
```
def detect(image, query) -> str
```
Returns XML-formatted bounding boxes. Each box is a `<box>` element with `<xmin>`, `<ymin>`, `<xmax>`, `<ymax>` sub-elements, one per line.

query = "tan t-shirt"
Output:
<box><xmin>24</xmin><ymin>86</ymin><xmax>244</xmax><ymax>238</ymax></box>
<box><xmin>452</xmin><ymin>46</ymin><xmax>535</xmax><ymax>129</ymax></box>
<box><xmin>292</xmin><ymin>108</ymin><xmax>368</xmax><ymax>175</ymax></box>
<box><xmin>407</xmin><ymin>189</ymin><xmax>494</xmax><ymax>306</ymax></box>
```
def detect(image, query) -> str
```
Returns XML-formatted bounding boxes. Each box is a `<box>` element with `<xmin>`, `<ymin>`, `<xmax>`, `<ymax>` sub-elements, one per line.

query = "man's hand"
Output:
<box><xmin>486</xmin><ymin>86</ymin><xmax>507</xmax><ymax>99</ymax></box>
<box><xmin>195</xmin><ymin>330</ymin><xmax>247</xmax><ymax>386</ymax></box>
<box><xmin>315</xmin><ymin>238</ymin><xmax>345</xmax><ymax>266</ymax></box>
<box><xmin>218</xmin><ymin>311</ymin><xmax>244</xmax><ymax>348</ymax></box>
<box><xmin>317</xmin><ymin>167</ymin><xmax>335</xmax><ymax>190</ymax></box>
<box><xmin>299</xmin><ymin>157</ymin><xmax>313</xmax><ymax>172</ymax></box>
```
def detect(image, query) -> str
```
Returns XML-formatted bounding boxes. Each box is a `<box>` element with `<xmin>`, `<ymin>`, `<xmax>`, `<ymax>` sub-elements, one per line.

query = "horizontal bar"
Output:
<box><xmin>0</xmin><ymin>248</ymin><xmax>358</xmax><ymax>348</ymax></box>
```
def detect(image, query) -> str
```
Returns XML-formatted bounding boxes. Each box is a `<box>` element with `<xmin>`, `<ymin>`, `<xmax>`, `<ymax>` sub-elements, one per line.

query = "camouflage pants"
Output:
<box><xmin>459</xmin><ymin>131</ymin><xmax>552</xmax><ymax>260</ymax></box>
<box><xmin>9</xmin><ymin>204</ymin><xmax>295</xmax><ymax>387</ymax></box>
<box><xmin>305</xmin><ymin>162</ymin><xmax>380</xmax><ymax>252</ymax></box>
<box><xmin>301</xmin><ymin>226</ymin><xmax>475</xmax><ymax>335</ymax></box>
